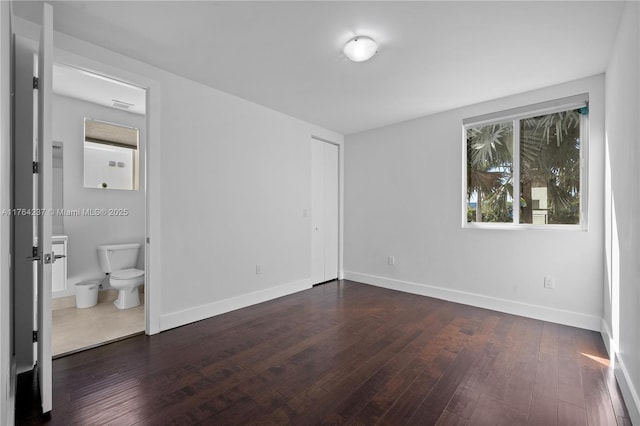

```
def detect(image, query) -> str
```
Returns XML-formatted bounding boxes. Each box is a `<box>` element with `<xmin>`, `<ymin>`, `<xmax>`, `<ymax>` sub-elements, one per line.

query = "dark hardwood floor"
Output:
<box><xmin>16</xmin><ymin>280</ymin><xmax>630</xmax><ymax>425</ymax></box>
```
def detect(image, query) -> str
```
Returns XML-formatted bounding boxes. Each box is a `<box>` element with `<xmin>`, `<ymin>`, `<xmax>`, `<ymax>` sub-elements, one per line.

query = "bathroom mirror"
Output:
<box><xmin>83</xmin><ymin>118</ymin><xmax>139</xmax><ymax>190</ymax></box>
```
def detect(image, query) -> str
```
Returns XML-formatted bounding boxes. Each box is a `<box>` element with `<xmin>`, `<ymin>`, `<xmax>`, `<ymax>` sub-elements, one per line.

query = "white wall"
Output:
<box><xmin>603</xmin><ymin>1</ymin><xmax>640</xmax><ymax>423</ymax></box>
<box><xmin>0</xmin><ymin>2</ymin><xmax>14</xmax><ymax>424</ymax></box>
<box><xmin>52</xmin><ymin>94</ymin><xmax>146</xmax><ymax>296</ymax></box>
<box><xmin>344</xmin><ymin>75</ymin><xmax>604</xmax><ymax>331</ymax></box>
<box><xmin>9</xmin><ymin>17</ymin><xmax>343</xmax><ymax>333</ymax></box>
<box><xmin>156</xmin><ymin>72</ymin><xmax>342</xmax><ymax>328</ymax></box>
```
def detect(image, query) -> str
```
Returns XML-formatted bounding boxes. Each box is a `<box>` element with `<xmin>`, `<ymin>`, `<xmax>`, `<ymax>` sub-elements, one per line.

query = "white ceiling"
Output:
<box><xmin>13</xmin><ymin>1</ymin><xmax>625</xmax><ymax>135</ymax></box>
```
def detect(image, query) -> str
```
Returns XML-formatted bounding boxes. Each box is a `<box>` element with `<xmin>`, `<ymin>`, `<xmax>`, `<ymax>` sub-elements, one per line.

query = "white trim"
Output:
<box><xmin>512</xmin><ymin>120</ymin><xmax>521</xmax><ymax>225</ymax></box>
<box><xmin>615</xmin><ymin>353</ymin><xmax>640</xmax><ymax>426</ymax></box>
<box><xmin>461</xmin><ymin>125</ymin><xmax>468</xmax><ymax>227</ymax></box>
<box><xmin>159</xmin><ymin>279</ymin><xmax>312</xmax><ymax>332</ymax></box>
<box><xmin>600</xmin><ymin>318</ymin><xmax>614</xmax><ymax>357</ymax></box>
<box><xmin>579</xmin><ymin>111</ymin><xmax>590</xmax><ymax>231</ymax></box>
<box><xmin>311</xmin><ymin>135</ymin><xmax>339</xmax><ymax>146</ymax></box>
<box><xmin>602</xmin><ymin>321</ymin><xmax>640</xmax><ymax>426</ymax></box>
<box><xmin>344</xmin><ymin>271</ymin><xmax>601</xmax><ymax>331</ymax></box>
<box><xmin>145</xmin><ymin>80</ymin><xmax>162</xmax><ymax>335</ymax></box>
<box><xmin>53</xmin><ymin>48</ymin><xmax>162</xmax><ymax>335</ymax></box>
<box><xmin>464</xmin><ymin>222</ymin><xmax>585</xmax><ymax>232</ymax></box>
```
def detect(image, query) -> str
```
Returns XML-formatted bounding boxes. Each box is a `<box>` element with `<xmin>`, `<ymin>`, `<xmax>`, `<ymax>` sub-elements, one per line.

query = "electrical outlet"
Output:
<box><xmin>256</xmin><ymin>264</ymin><xmax>262</xmax><ymax>275</ymax></box>
<box><xmin>544</xmin><ymin>276</ymin><xmax>554</xmax><ymax>289</ymax></box>
<box><xmin>388</xmin><ymin>256</ymin><xmax>395</xmax><ymax>266</ymax></box>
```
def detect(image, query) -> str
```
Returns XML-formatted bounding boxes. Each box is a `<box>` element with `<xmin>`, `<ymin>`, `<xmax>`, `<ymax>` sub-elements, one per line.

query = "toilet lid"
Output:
<box><xmin>111</xmin><ymin>268</ymin><xmax>144</xmax><ymax>280</ymax></box>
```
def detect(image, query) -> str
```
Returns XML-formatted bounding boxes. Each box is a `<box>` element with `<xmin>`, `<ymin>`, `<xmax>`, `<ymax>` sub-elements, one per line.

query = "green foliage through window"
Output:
<box><xmin>466</xmin><ymin>104</ymin><xmax>584</xmax><ymax>226</ymax></box>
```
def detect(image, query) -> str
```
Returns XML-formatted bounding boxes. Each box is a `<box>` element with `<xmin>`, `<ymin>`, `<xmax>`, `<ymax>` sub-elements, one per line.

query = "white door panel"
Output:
<box><xmin>310</xmin><ymin>139</ymin><xmax>338</xmax><ymax>285</ymax></box>
<box><xmin>323</xmin><ymin>143</ymin><xmax>338</xmax><ymax>280</ymax></box>
<box><xmin>13</xmin><ymin>35</ymin><xmax>37</xmax><ymax>373</ymax></box>
<box><xmin>311</xmin><ymin>140</ymin><xmax>325</xmax><ymax>284</ymax></box>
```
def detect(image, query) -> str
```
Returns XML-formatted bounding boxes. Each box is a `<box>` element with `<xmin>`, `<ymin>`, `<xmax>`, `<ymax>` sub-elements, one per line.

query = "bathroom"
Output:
<box><xmin>51</xmin><ymin>64</ymin><xmax>147</xmax><ymax>356</ymax></box>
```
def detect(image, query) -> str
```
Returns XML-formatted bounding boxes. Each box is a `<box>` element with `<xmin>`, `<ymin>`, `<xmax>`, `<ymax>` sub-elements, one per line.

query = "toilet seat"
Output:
<box><xmin>111</xmin><ymin>268</ymin><xmax>144</xmax><ymax>280</ymax></box>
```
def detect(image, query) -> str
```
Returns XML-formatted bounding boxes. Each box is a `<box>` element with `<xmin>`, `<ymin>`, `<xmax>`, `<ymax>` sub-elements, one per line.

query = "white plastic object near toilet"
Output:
<box><xmin>97</xmin><ymin>243</ymin><xmax>144</xmax><ymax>309</ymax></box>
<box><xmin>75</xmin><ymin>280</ymin><xmax>100</xmax><ymax>309</ymax></box>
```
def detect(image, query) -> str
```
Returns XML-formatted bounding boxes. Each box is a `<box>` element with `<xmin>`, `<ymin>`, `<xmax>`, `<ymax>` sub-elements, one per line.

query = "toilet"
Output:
<box><xmin>97</xmin><ymin>243</ymin><xmax>144</xmax><ymax>309</ymax></box>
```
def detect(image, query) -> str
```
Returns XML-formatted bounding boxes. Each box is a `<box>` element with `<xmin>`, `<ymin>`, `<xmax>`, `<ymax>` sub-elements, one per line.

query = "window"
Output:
<box><xmin>464</xmin><ymin>94</ymin><xmax>588</xmax><ymax>228</ymax></box>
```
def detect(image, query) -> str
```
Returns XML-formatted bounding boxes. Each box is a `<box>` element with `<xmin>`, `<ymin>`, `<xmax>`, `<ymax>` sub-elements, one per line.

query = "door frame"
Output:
<box><xmin>36</xmin><ymin>5</ymin><xmax>53</xmax><ymax>411</ymax></box>
<box><xmin>310</xmin><ymin>135</ymin><xmax>343</xmax><ymax>283</ymax></box>
<box><xmin>52</xmin><ymin>48</ymin><xmax>162</xmax><ymax>335</ymax></box>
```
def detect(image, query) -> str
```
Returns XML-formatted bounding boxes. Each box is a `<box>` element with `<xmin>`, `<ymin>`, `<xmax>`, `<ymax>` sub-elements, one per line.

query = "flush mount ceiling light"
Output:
<box><xmin>343</xmin><ymin>36</ymin><xmax>378</xmax><ymax>62</ymax></box>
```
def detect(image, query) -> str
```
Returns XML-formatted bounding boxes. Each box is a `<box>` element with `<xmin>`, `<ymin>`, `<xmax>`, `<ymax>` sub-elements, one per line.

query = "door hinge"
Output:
<box><xmin>32</xmin><ymin>330</ymin><xmax>37</xmax><ymax>343</ymax></box>
<box><xmin>32</xmin><ymin>247</ymin><xmax>38</xmax><ymax>258</ymax></box>
<box><xmin>32</xmin><ymin>161</ymin><xmax>38</xmax><ymax>173</ymax></box>
<box><xmin>33</xmin><ymin>76</ymin><xmax>39</xmax><ymax>89</ymax></box>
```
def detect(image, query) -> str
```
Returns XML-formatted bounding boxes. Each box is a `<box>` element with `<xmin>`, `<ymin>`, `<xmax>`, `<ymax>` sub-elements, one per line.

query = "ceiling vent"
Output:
<box><xmin>111</xmin><ymin>99</ymin><xmax>134</xmax><ymax>110</ymax></box>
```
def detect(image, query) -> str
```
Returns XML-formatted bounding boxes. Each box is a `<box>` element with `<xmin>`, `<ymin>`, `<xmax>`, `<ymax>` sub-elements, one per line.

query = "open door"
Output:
<box><xmin>12</xmin><ymin>2</ymin><xmax>53</xmax><ymax>414</ymax></box>
<box><xmin>35</xmin><ymin>3</ymin><xmax>53</xmax><ymax>414</ymax></box>
<box><xmin>13</xmin><ymin>36</ymin><xmax>37</xmax><ymax>374</ymax></box>
<box><xmin>23</xmin><ymin>4</ymin><xmax>55</xmax><ymax>413</ymax></box>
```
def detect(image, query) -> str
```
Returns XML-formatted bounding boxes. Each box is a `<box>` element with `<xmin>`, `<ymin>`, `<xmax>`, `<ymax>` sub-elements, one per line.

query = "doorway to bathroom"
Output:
<box><xmin>49</xmin><ymin>63</ymin><xmax>148</xmax><ymax>357</ymax></box>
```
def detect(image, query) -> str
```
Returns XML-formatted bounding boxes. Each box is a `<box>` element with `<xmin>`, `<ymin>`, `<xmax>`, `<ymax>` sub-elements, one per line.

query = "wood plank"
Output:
<box><xmin>557</xmin><ymin>326</ymin><xmax>586</xmax><ymax>408</ymax></box>
<box><xmin>580</xmin><ymin>362</ymin><xmax>618</xmax><ymax>426</ymax></box>
<box><xmin>557</xmin><ymin>400</ymin><xmax>587</xmax><ymax>426</ymax></box>
<box><xmin>13</xmin><ymin>280</ymin><xmax>631</xmax><ymax>426</ymax></box>
<box><xmin>377</xmin><ymin>350</ymin><xmax>457</xmax><ymax>426</ymax></box>
<box><xmin>527</xmin><ymin>322</ymin><xmax>560</xmax><ymax>426</ymax></box>
<box><xmin>339</xmin><ymin>307</ymin><xmax>470</xmax><ymax>423</ymax></box>
<box><xmin>406</xmin><ymin>347</ymin><xmax>477</xmax><ymax>425</ymax></box>
<box><xmin>468</xmin><ymin>394</ymin><xmax>528</xmax><ymax>425</ymax></box>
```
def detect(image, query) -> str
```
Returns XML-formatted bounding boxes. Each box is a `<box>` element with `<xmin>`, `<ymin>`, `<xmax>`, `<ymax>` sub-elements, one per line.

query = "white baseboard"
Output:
<box><xmin>344</xmin><ymin>271</ymin><xmax>602</xmax><ymax>331</ymax></box>
<box><xmin>601</xmin><ymin>319</ymin><xmax>615</xmax><ymax>357</ymax></box>
<box><xmin>615</xmin><ymin>353</ymin><xmax>640</xmax><ymax>426</ymax></box>
<box><xmin>159</xmin><ymin>278</ymin><xmax>312</xmax><ymax>331</ymax></box>
<box><xmin>602</xmin><ymin>321</ymin><xmax>640</xmax><ymax>424</ymax></box>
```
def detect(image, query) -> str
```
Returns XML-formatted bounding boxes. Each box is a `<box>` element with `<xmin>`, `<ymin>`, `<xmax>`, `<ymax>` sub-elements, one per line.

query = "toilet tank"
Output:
<box><xmin>97</xmin><ymin>243</ymin><xmax>140</xmax><ymax>273</ymax></box>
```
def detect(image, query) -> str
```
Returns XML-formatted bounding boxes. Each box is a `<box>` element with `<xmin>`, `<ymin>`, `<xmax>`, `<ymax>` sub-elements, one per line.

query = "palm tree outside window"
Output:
<box><xmin>464</xmin><ymin>94</ymin><xmax>587</xmax><ymax>227</ymax></box>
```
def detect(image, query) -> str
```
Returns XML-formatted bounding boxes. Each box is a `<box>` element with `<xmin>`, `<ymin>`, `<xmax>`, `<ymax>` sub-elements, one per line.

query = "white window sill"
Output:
<box><xmin>463</xmin><ymin>222</ymin><xmax>587</xmax><ymax>231</ymax></box>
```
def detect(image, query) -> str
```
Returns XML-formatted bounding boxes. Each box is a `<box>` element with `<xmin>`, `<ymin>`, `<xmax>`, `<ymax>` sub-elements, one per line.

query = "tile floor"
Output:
<box><xmin>52</xmin><ymin>298</ymin><xmax>144</xmax><ymax>357</ymax></box>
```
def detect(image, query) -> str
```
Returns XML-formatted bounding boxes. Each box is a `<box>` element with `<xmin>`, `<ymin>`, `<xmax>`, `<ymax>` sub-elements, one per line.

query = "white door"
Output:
<box><xmin>310</xmin><ymin>139</ymin><xmax>338</xmax><ymax>285</ymax></box>
<box><xmin>12</xmin><ymin>3</ymin><xmax>53</xmax><ymax>413</ymax></box>
<box><xmin>36</xmin><ymin>3</ymin><xmax>54</xmax><ymax>414</ymax></box>
<box><xmin>13</xmin><ymin>35</ymin><xmax>37</xmax><ymax>373</ymax></box>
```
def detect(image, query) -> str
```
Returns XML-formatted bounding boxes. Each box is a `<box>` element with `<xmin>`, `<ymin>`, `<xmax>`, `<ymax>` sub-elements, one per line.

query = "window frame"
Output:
<box><xmin>462</xmin><ymin>94</ymin><xmax>589</xmax><ymax>230</ymax></box>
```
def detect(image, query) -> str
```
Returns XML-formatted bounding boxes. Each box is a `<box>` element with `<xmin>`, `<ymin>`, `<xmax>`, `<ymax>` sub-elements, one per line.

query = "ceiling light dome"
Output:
<box><xmin>343</xmin><ymin>36</ymin><xmax>378</xmax><ymax>62</ymax></box>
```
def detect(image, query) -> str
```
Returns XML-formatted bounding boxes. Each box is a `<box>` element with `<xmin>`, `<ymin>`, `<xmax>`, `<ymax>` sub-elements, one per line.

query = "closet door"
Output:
<box><xmin>311</xmin><ymin>139</ymin><xmax>338</xmax><ymax>285</ymax></box>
